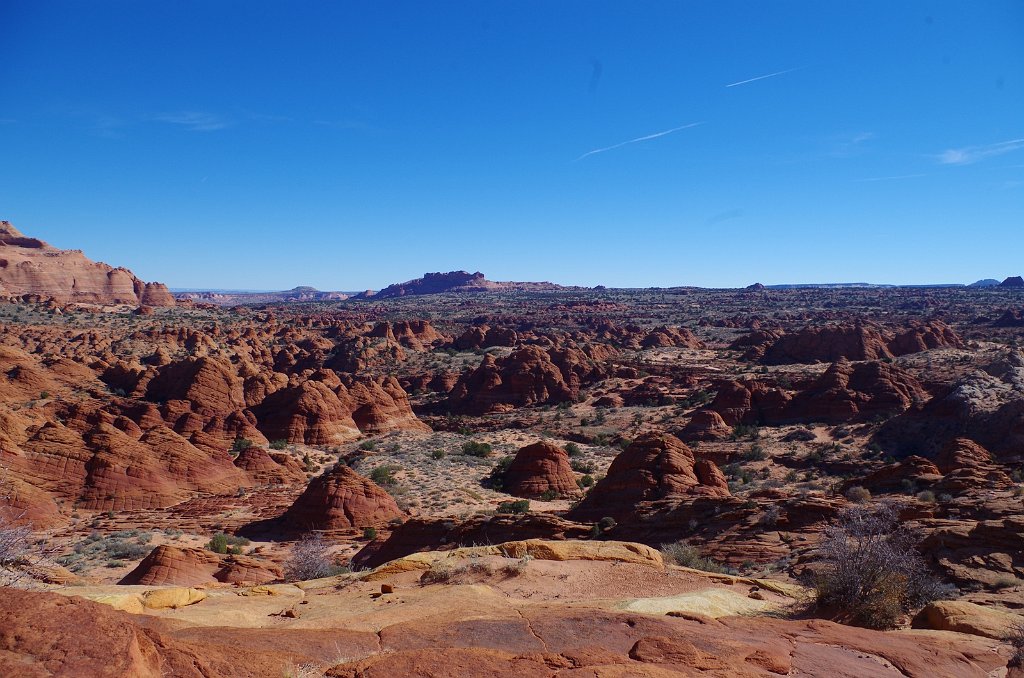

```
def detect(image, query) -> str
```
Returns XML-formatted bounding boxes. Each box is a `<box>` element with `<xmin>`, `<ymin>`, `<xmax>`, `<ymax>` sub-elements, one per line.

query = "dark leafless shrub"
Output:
<box><xmin>1</xmin><ymin>463</ymin><xmax>35</xmax><ymax>586</ymax></box>
<box><xmin>813</xmin><ymin>502</ymin><xmax>955</xmax><ymax>629</ymax></box>
<box><xmin>284</xmin><ymin>534</ymin><xmax>344</xmax><ymax>582</ymax></box>
<box><xmin>1007</xmin><ymin>620</ymin><xmax>1024</xmax><ymax>667</ymax></box>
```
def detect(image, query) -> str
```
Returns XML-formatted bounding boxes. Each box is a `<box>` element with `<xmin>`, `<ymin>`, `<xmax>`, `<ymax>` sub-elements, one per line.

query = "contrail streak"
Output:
<box><xmin>725</xmin><ymin>68</ymin><xmax>802</xmax><ymax>88</ymax></box>
<box><xmin>575</xmin><ymin>122</ymin><xmax>703</xmax><ymax>161</ymax></box>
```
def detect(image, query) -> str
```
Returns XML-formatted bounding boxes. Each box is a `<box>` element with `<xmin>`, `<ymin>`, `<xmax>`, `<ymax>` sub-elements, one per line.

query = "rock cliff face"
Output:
<box><xmin>0</xmin><ymin>221</ymin><xmax>174</xmax><ymax>306</ymax></box>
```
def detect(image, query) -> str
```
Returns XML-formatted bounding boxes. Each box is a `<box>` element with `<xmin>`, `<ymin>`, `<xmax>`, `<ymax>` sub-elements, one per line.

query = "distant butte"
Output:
<box><xmin>354</xmin><ymin>270</ymin><xmax>565</xmax><ymax>299</ymax></box>
<box><xmin>0</xmin><ymin>220</ymin><xmax>173</xmax><ymax>307</ymax></box>
<box><xmin>998</xmin><ymin>276</ymin><xmax>1024</xmax><ymax>288</ymax></box>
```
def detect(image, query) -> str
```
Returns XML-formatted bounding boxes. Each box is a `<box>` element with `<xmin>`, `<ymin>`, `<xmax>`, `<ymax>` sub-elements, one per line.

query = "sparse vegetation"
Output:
<box><xmin>495</xmin><ymin>499</ymin><xmax>530</xmax><ymax>514</ymax></box>
<box><xmin>284</xmin><ymin>533</ymin><xmax>345</xmax><ymax>581</ymax></box>
<box><xmin>812</xmin><ymin>503</ymin><xmax>954</xmax><ymax>629</ymax></box>
<box><xmin>461</xmin><ymin>440</ymin><xmax>493</xmax><ymax>458</ymax></box>
<box><xmin>659</xmin><ymin>540</ymin><xmax>729</xmax><ymax>574</ymax></box>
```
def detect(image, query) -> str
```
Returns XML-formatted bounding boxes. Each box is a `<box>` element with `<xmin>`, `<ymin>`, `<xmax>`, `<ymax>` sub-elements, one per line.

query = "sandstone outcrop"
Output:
<box><xmin>0</xmin><ymin>221</ymin><xmax>174</xmax><ymax>306</ymax></box>
<box><xmin>502</xmin><ymin>441</ymin><xmax>581</xmax><ymax>499</ymax></box>
<box><xmin>119</xmin><ymin>545</ymin><xmax>282</xmax><ymax>586</ymax></box>
<box><xmin>282</xmin><ymin>464</ymin><xmax>404</xmax><ymax>530</ymax></box>
<box><xmin>570</xmin><ymin>433</ymin><xmax>730</xmax><ymax>521</ymax></box>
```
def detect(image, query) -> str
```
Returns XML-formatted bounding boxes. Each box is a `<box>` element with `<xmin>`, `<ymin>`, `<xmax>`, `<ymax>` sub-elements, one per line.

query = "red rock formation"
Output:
<box><xmin>760</xmin><ymin>324</ymin><xmax>894</xmax><ymax>365</ymax></box>
<box><xmin>708</xmin><ymin>379</ymin><xmax>791</xmax><ymax>426</ymax></box>
<box><xmin>502</xmin><ymin>442</ymin><xmax>581</xmax><ymax>499</ymax></box>
<box><xmin>889</xmin><ymin>320</ymin><xmax>964</xmax><ymax>355</ymax></box>
<box><xmin>145</xmin><ymin>357</ymin><xmax>246</xmax><ymax>413</ymax></box>
<box><xmin>282</xmin><ymin>464</ymin><xmax>404</xmax><ymax>530</ymax></box>
<box><xmin>570</xmin><ymin>433</ymin><xmax>729</xmax><ymax>521</ymax></box>
<box><xmin>119</xmin><ymin>544</ymin><xmax>282</xmax><ymax>586</ymax></box>
<box><xmin>232</xmin><ymin>446</ymin><xmax>306</xmax><ymax>484</ymax></box>
<box><xmin>253</xmin><ymin>374</ymin><xmax>427</xmax><ymax>445</ymax></box>
<box><xmin>0</xmin><ymin>220</ymin><xmax>174</xmax><ymax>306</ymax></box>
<box><xmin>639</xmin><ymin>326</ymin><xmax>705</xmax><ymax>349</ymax></box>
<box><xmin>784</xmin><ymin>359</ymin><xmax>927</xmax><ymax>423</ymax></box>
<box><xmin>841</xmin><ymin>455</ymin><xmax>942</xmax><ymax>495</ymax></box>
<box><xmin>679</xmin><ymin>409</ymin><xmax>732</xmax><ymax>441</ymax></box>
<box><xmin>447</xmin><ymin>346</ymin><xmax>576</xmax><ymax>414</ymax></box>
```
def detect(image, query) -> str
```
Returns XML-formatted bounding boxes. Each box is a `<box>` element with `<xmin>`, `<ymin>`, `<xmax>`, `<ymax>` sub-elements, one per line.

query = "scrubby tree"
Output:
<box><xmin>813</xmin><ymin>503</ymin><xmax>953</xmax><ymax>629</ymax></box>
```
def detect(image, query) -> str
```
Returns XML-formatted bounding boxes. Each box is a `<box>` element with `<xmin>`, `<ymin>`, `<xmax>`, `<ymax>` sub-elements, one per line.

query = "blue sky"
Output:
<box><xmin>1</xmin><ymin>2</ymin><xmax>1022</xmax><ymax>289</ymax></box>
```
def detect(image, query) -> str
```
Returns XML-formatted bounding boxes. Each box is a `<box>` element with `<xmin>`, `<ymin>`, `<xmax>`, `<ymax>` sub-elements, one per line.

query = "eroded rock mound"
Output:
<box><xmin>119</xmin><ymin>544</ymin><xmax>282</xmax><ymax>586</ymax></box>
<box><xmin>447</xmin><ymin>346</ymin><xmax>576</xmax><ymax>414</ymax></box>
<box><xmin>502</xmin><ymin>441</ymin><xmax>581</xmax><ymax>499</ymax></box>
<box><xmin>282</xmin><ymin>464</ymin><xmax>404</xmax><ymax>530</ymax></box>
<box><xmin>570</xmin><ymin>433</ymin><xmax>729</xmax><ymax>521</ymax></box>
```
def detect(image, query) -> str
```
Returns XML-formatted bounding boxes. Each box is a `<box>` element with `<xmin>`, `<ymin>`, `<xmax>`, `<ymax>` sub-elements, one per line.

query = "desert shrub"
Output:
<box><xmin>230</xmin><ymin>437</ymin><xmax>253</xmax><ymax>454</ymax></box>
<box><xmin>659</xmin><ymin>540</ymin><xmax>728</xmax><ymax>573</ymax></box>
<box><xmin>496</xmin><ymin>499</ymin><xmax>530</xmax><ymax>514</ymax></box>
<box><xmin>269</xmin><ymin>439</ymin><xmax>288</xmax><ymax>450</ymax></box>
<box><xmin>1007</xmin><ymin>621</ymin><xmax>1024</xmax><ymax>667</ymax></box>
<box><xmin>359</xmin><ymin>440</ymin><xmax>377</xmax><ymax>451</ymax></box>
<box><xmin>539</xmin><ymin>489</ymin><xmax>558</xmax><ymax>501</ymax></box>
<box><xmin>759</xmin><ymin>504</ymin><xmax>782</xmax><ymax>527</ymax></box>
<box><xmin>0</xmin><ymin>515</ymin><xmax>32</xmax><ymax>585</ymax></box>
<box><xmin>578</xmin><ymin>474</ymin><xmax>595</xmax><ymax>489</ymax></box>
<box><xmin>571</xmin><ymin>459</ymin><xmax>596</xmax><ymax>474</ymax></box>
<box><xmin>732</xmin><ymin>423</ymin><xmax>760</xmax><ymax>440</ymax></box>
<box><xmin>362</xmin><ymin>527</ymin><xmax>377</xmax><ymax>541</ymax></box>
<box><xmin>207</xmin><ymin>532</ymin><xmax>249</xmax><ymax>555</ymax></box>
<box><xmin>430</xmin><ymin>449</ymin><xmax>445</xmax><ymax>460</ymax></box>
<box><xmin>845</xmin><ymin>485</ymin><xmax>871</xmax><ymax>503</ymax></box>
<box><xmin>486</xmin><ymin>456</ymin><xmax>514</xmax><ymax>490</ymax></box>
<box><xmin>742</xmin><ymin>443</ymin><xmax>768</xmax><ymax>461</ymax></box>
<box><xmin>284</xmin><ymin>534</ymin><xmax>344</xmax><ymax>581</ymax></box>
<box><xmin>916</xmin><ymin>490</ymin><xmax>936</xmax><ymax>503</ymax></box>
<box><xmin>812</xmin><ymin>503</ymin><xmax>954</xmax><ymax>629</ymax></box>
<box><xmin>461</xmin><ymin>440</ymin><xmax>493</xmax><ymax>458</ymax></box>
<box><xmin>565</xmin><ymin>442</ymin><xmax>582</xmax><ymax>457</ymax></box>
<box><xmin>499</xmin><ymin>555</ymin><xmax>532</xmax><ymax>577</ymax></box>
<box><xmin>370</xmin><ymin>465</ymin><xmax>399</xmax><ymax>486</ymax></box>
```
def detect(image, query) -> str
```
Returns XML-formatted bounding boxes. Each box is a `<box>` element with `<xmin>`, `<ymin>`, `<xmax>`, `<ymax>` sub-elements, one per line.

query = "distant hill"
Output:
<box><xmin>175</xmin><ymin>286</ymin><xmax>349</xmax><ymax>305</ymax></box>
<box><xmin>968</xmin><ymin>279</ymin><xmax>1001</xmax><ymax>288</ymax></box>
<box><xmin>353</xmin><ymin>271</ymin><xmax>565</xmax><ymax>300</ymax></box>
<box><xmin>998</xmin><ymin>276</ymin><xmax>1024</xmax><ymax>288</ymax></box>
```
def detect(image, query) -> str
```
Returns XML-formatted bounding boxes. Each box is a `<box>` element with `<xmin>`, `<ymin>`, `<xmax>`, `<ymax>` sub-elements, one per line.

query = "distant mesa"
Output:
<box><xmin>0</xmin><ymin>220</ymin><xmax>174</xmax><ymax>307</ymax></box>
<box><xmin>353</xmin><ymin>271</ymin><xmax>565</xmax><ymax>300</ymax></box>
<box><xmin>998</xmin><ymin>276</ymin><xmax>1024</xmax><ymax>288</ymax></box>
<box><xmin>745</xmin><ymin>282</ymin><xmax>766</xmax><ymax>291</ymax></box>
<box><xmin>968</xmin><ymin>279</ymin><xmax>1000</xmax><ymax>288</ymax></box>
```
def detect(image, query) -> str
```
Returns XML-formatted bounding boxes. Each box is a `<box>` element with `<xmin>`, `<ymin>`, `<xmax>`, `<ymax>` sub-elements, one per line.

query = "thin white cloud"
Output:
<box><xmin>938</xmin><ymin>138</ymin><xmax>1024</xmax><ymax>165</ymax></box>
<box><xmin>575</xmin><ymin>122</ymin><xmax>703</xmax><ymax>161</ymax></box>
<box><xmin>725</xmin><ymin>67</ymin><xmax>802</xmax><ymax>88</ymax></box>
<box><xmin>854</xmin><ymin>173</ymin><xmax>928</xmax><ymax>183</ymax></box>
<box><xmin>153</xmin><ymin>112</ymin><xmax>229</xmax><ymax>132</ymax></box>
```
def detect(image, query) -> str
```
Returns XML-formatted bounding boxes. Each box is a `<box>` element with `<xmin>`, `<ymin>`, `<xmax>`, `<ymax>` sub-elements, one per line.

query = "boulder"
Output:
<box><xmin>282</xmin><ymin>464</ymin><xmax>404</xmax><ymax>530</ymax></box>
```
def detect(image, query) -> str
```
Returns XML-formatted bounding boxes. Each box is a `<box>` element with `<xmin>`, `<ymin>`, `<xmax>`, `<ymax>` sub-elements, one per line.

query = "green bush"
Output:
<box><xmin>487</xmin><ymin>456</ymin><xmax>514</xmax><ymax>490</ymax></box>
<box><xmin>659</xmin><ymin>540</ymin><xmax>728</xmax><ymax>573</ymax></box>
<box><xmin>370</xmin><ymin>465</ymin><xmax>399</xmax><ymax>486</ymax></box>
<box><xmin>430</xmin><ymin>449</ymin><xmax>445</xmax><ymax>460</ymax></box>
<box><xmin>230</xmin><ymin>437</ymin><xmax>253</xmax><ymax>454</ymax></box>
<box><xmin>578</xmin><ymin>474</ymin><xmax>595</xmax><ymax>488</ymax></box>
<box><xmin>462</xmin><ymin>440</ymin><xmax>493</xmax><ymax>458</ymax></box>
<box><xmin>269</xmin><ymin>439</ymin><xmax>288</xmax><ymax>450</ymax></box>
<box><xmin>362</xmin><ymin>527</ymin><xmax>378</xmax><ymax>540</ymax></box>
<box><xmin>207</xmin><ymin>532</ymin><xmax>250</xmax><ymax>555</ymax></box>
<box><xmin>565</xmin><ymin>442</ymin><xmax>582</xmax><ymax>457</ymax></box>
<box><xmin>496</xmin><ymin>499</ymin><xmax>530</xmax><ymax>514</ymax></box>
